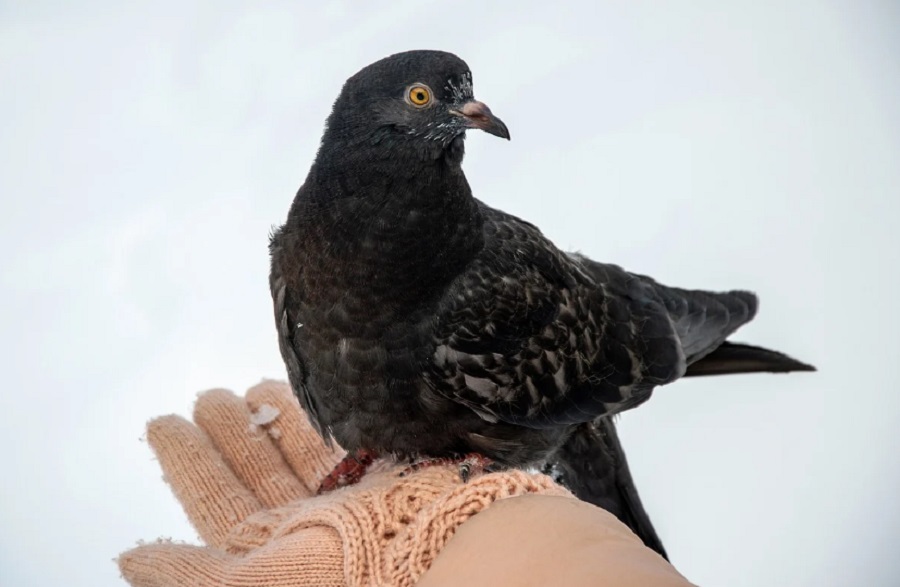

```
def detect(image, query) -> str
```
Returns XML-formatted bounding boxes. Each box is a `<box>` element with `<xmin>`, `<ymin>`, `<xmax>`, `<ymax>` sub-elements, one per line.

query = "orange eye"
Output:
<box><xmin>407</xmin><ymin>84</ymin><xmax>432</xmax><ymax>106</ymax></box>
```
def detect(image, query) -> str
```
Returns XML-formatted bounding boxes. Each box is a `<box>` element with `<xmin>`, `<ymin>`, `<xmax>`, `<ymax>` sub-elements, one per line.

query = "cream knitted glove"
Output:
<box><xmin>117</xmin><ymin>380</ymin><xmax>570</xmax><ymax>587</ymax></box>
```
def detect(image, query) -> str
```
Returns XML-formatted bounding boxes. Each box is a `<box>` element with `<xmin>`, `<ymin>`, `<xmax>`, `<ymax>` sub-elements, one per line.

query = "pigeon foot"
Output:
<box><xmin>317</xmin><ymin>449</ymin><xmax>379</xmax><ymax>494</ymax></box>
<box><xmin>400</xmin><ymin>453</ymin><xmax>494</xmax><ymax>482</ymax></box>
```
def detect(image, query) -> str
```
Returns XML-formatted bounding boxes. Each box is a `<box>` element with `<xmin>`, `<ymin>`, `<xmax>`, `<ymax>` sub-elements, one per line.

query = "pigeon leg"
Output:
<box><xmin>317</xmin><ymin>449</ymin><xmax>379</xmax><ymax>494</ymax></box>
<box><xmin>401</xmin><ymin>453</ymin><xmax>494</xmax><ymax>482</ymax></box>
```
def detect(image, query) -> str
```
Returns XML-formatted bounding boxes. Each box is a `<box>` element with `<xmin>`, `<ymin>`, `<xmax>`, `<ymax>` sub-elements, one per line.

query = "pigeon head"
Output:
<box><xmin>320</xmin><ymin>50</ymin><xmax>509</xmax><ymax>164</ymax></box>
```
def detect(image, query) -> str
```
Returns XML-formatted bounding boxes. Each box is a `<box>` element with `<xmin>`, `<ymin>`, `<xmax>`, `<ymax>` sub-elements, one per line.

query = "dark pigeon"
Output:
<box><xmin>269</xmin><ymin>50</ymin><xmax>814</xmax><ymax>557</ymax></box>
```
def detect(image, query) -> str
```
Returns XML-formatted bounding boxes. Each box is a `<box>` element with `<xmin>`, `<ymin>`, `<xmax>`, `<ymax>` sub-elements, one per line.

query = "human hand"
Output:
<box><xmin>117</xmin><ymin>380</ymin><xmax>571</xmax><ymax>586</ymax></box>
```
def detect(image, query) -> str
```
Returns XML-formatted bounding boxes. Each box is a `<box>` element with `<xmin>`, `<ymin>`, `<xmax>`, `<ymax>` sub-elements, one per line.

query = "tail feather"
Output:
<box><xmin>548</xmin><ymin>420</ymin><xmax>668</xmax><ymax>560</ymax></box>
<box><xmin>685</xmin><ymin>341</ymin><xmax>816</xmax><ymax>377</ymax></box>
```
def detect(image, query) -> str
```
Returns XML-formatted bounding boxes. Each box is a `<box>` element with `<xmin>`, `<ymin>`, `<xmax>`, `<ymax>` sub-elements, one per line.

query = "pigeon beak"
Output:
<box><xmin>450</xmin><ymin>100</ymin><xmax>510</xmax><ymax>140</ymax></box>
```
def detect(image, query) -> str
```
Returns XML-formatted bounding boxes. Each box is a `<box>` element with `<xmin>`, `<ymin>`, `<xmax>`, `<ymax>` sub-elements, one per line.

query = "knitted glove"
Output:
<box><xmin>117</xmin><ymin>380</ymin><xmax>570</xmax><ymax>587</ymax></box>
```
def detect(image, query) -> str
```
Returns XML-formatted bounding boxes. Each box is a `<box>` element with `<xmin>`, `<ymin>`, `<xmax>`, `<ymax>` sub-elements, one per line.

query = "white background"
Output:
<box><xmin>1</xmin><ymin>1</ymin><xmax>897</xmax><ymax>585</ymax></box>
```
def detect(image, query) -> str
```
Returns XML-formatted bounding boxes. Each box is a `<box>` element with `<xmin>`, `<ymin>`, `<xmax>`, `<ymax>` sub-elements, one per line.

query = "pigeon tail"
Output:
<box><xmin>685</xmin><ymin>341</ymin><xmax>816</xmax><ymax>377</ymax></box>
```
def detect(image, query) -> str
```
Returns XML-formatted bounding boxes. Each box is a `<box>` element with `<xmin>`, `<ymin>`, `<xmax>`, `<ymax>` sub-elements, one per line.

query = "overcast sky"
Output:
<box><xmin>1</xmin><ymin>1</ymin><xmax>898</xmax><ymax>585</ymax></box>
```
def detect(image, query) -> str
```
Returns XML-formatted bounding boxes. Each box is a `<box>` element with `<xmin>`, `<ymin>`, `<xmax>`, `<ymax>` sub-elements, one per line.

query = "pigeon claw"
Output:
<box><xmin>400</xmin><ymin>452</ymin><xmax>494</xmax><ymax>482</ymax></box>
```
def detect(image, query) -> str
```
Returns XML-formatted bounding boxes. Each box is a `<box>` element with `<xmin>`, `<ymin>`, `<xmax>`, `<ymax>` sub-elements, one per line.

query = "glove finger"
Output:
<box><xmin>193</xmin><ymin>388</ymin><xmax>308</xmax><ymax>507</ymax></box>
<box><xmin>147</xmin><ymin>415</ymin><xmax>262</xmax><ymax>548</ymax></box>
<box><xmin>245</xmin><ymin>380</ymin><xmax>345</xmax><ymax>493</ymax></box>
<box><xmin>118</xmin><ymin>529</ymin><xmax>345</xmax><ymax>587</ymax></box>
<box><xmin>118</xmin><ymin>542</ymin><xmax>232</xmax><ymax>587</ymax></box>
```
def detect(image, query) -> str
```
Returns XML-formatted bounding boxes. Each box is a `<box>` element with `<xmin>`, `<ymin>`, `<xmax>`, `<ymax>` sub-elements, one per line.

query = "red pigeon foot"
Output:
<box><xmin>317</xmin><ymin>449</ymin><xmax>379</xmax><ymax>494</ymax></box>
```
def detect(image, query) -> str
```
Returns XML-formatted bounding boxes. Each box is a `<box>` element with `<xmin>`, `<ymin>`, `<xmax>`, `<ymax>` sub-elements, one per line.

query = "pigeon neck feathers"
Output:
<box><xmin>288</xmin><ymin>147</ymin><xmax>485</xmax><ymax>316</ymax></box>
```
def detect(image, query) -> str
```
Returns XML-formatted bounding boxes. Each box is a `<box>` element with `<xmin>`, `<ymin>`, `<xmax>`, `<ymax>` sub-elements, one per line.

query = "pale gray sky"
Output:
<box><xmin>1</xmin><ymin>1</ymin><xmax>897</xmax><ymax>585</ymax></box>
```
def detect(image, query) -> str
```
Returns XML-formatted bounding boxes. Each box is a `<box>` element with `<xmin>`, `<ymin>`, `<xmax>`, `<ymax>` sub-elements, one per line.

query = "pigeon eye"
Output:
<box><xmin>407</xmin><ymin>84</ymin><xmax>432</xmax><ymax>107</ymax></box>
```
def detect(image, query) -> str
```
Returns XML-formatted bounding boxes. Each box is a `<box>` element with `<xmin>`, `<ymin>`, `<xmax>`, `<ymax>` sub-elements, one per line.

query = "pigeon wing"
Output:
<box><xmin>430</xmin><ymin>203</ymin><xmax>759</xmax><ymax>429</ymax></box>
<box><xmin>269</xmin><ymin>226</ymin><xmax>331</xmax><ymax>441</ymax></box>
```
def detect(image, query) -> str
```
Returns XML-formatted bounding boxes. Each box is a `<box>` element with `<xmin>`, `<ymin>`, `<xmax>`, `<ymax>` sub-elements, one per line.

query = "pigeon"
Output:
<box><xmin>269</xmin><ymin>50</ymin><xmax>814</xmax><ymax>557</ymax></box>
<box><xmin>547</xmin><ymin>418</ymin><xmax>669</xmax><ymax>558</ymax></box>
